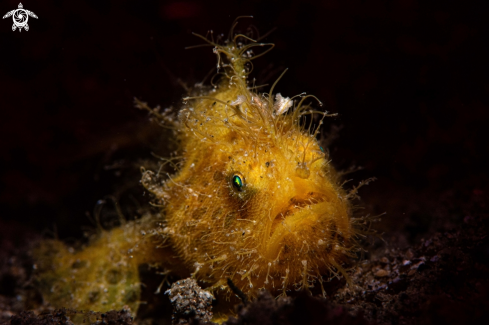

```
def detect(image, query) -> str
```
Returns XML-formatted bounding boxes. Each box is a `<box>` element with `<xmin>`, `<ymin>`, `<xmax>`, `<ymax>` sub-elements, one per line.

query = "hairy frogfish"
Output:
<box><xmin>34</xmin><ymin>22</ymin><xmax>372</xmax><ymax>320</ymax></box>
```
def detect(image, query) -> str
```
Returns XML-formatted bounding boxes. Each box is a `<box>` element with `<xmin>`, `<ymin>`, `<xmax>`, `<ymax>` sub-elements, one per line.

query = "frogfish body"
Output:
<box><xmin>35</xmin><ymin>25</ymin><xmax>367</xmax><ymax>319</ymax></box>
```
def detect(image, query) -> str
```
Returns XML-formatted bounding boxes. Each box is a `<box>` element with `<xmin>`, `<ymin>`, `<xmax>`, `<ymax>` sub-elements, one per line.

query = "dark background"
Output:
<box><xmin>1</xmin><ymin>0</ymin><xmax>488</xmax><ymax>252</ymax></box>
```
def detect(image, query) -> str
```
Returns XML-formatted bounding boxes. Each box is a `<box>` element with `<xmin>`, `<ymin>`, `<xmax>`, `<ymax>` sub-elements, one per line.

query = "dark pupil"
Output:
<box><xmin>232</xmin><ymin>175</ymin><xmax>243</xmax><ymax>190</ymax></box>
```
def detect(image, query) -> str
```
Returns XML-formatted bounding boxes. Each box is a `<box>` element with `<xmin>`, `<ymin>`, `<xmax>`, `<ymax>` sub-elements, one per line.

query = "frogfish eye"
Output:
<box><xmin>231</xmin><ymin>174</ymin><xmax>244</xmax><ymax>191</ymax></box>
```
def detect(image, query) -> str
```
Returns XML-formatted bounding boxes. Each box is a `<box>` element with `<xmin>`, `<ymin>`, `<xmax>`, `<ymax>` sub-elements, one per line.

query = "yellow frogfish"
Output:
<box><xmin>34</xmin><ymin>24</ymin><xmax>371</xmax><ymax>319</ymax></box>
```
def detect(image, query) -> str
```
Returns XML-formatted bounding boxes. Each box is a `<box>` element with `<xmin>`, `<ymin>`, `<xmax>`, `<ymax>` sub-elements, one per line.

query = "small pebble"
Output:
<box><xmin>375</xmin><ymin>269</ymin><xmax>390</xmax><ymax>278</ymax></box>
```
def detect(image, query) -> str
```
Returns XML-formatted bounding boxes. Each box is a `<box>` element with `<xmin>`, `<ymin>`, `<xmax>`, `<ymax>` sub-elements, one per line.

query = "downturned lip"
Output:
<box><xmin>270</xmin><ymin>192</ymin><xmax>326</xmax><ymax>236</ymax></box>
<box><xmin>263</xmin><ymin>194</ymin><xmax>330</xmax><ymax>260</ymax></box>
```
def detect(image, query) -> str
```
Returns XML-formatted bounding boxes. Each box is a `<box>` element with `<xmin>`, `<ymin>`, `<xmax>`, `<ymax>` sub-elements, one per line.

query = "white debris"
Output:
<box><xmin>231</xmin><ymin>95</ymin><xmax>246</xmax><ymax>106</ymax></box>
<box><xmin>274</xmin><ymin>93</ymin><xmax>293</xmax><ymax>115</ymax></box>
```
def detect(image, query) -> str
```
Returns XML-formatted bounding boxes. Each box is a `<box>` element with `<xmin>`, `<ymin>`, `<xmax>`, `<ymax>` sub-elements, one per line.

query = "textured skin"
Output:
<box><xmin>34</xmin><ymin>29</ymin><xmax>364</xmax><ymax>317</ymax></box>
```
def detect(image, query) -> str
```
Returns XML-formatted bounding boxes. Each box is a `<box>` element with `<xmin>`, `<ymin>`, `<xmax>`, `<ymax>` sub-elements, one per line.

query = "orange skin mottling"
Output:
<box><xmin>35</xmin><ymin>27</ymin><xmax>365</xmax><ymax>319</ymax></box>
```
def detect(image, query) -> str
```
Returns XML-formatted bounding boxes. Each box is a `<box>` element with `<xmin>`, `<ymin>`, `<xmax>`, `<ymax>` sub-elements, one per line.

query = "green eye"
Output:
<box><xmin>232</xmin><ymin>174</ymin><xmax>244</xmax><ymax>191</ymax></box>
